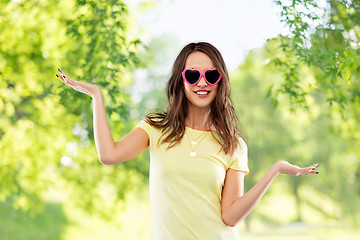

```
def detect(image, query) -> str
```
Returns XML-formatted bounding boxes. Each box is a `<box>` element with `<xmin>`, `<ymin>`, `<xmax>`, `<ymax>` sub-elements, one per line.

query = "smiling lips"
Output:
<box><xmin>194</xmin><ymin>90</ymin><xmax>211</xmax><ymax>97</ymax></box>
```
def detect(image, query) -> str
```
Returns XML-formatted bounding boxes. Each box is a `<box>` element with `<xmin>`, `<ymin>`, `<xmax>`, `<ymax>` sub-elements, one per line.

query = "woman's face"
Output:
<box><xmin>183</xmin><ymin>51</ymin><xmax>218</xmax><ymax>110</ymax></box>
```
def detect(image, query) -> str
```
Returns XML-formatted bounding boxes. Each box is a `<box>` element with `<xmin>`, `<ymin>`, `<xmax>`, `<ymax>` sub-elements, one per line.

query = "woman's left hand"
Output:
<box><xmin>274</xmin><ymin>161</ymin><xmax>319</xmax><ymax>176</ymax></box>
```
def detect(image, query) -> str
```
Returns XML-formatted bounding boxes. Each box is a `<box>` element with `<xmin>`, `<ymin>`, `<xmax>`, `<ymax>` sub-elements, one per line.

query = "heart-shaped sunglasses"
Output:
<box><xmin>182</xmin><ymin>68</ymin><xmax>222</xmax><ymax>85</ymax></box>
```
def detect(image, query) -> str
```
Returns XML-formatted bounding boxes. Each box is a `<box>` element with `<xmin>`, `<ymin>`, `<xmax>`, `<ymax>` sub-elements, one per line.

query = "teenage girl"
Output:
<box><xmin>56</xmin><ymin>42</ymin><xmax>319</xmax><ymax>240</ymax></box>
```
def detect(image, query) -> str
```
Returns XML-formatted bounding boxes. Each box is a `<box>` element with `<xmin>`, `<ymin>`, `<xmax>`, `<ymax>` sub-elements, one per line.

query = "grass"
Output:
<box><xmin>0</xmin><ymin>199</ymin><xmax>68</xmax><ymax>240</ymax></box>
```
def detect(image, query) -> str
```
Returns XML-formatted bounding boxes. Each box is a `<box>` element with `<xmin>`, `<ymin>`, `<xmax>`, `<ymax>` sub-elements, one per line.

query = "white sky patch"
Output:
<box><xmin>135</xmin><ymin>0</ymin><xmax>288</xmax><ymax>70</ymax></box>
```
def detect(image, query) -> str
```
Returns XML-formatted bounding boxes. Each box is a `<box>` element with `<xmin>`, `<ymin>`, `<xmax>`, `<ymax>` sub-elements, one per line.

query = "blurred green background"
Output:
<box><xmin>1</xmin><ymin>0</ymin><xmax>359</xmax><ymax>239</ymax></box>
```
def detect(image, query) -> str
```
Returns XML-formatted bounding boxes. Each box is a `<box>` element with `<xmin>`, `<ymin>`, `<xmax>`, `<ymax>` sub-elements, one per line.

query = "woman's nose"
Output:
<box><xmin>197</xmin><ymin>76</ymin><xmax>207</xmax><ymax>87</ymax></box>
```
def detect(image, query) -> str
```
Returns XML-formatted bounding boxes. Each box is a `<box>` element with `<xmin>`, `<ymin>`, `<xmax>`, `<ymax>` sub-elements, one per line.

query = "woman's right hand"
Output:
<box><xmin>56</xmin><ymin>68</ymin><xmax>100</xmax><ymax>98</ymax></box>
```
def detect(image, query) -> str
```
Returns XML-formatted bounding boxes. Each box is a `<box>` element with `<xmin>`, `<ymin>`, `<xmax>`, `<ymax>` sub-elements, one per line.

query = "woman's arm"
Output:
<box><xmin>221</xmin><ymin>161</ymin><xmax>319</xmax><ymax>227</ymax></box>
<box><xmin>57</xmin><ymin>69</ymin><xmax>149</xmax><ymax>165</ymax></box>
<box><xmin>91</xmin><ymin>89</ymin><xmax>150</xmax><ymax>164</ymax></box>
<box><xmin>92</xmin><ymin>89</ymin><xmax>117</xmax><ymax>164</ymax></box>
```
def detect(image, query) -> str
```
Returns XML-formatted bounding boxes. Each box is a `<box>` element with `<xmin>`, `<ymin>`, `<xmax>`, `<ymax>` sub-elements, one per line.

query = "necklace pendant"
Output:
<box><xmin>192</xmin><ymin>141</ymin><xmax>196</xmax><ymax>145</ymax></box>
<box><xmin>190</xmin><ymin>152</ymin><xmax>196</xmax><ymax>157</ymax></box>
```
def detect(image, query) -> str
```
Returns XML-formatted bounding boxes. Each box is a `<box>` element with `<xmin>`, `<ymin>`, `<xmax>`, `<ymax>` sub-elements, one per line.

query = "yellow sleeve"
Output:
<box><xmin>229</xmin><ymin>137</ymin><xmax>249</xmax><ymax>175</ymax></box>
<box><xmin>135</xmin><ymin>119</ymin><xmax>152</xmax><ymax>138</ymax></box>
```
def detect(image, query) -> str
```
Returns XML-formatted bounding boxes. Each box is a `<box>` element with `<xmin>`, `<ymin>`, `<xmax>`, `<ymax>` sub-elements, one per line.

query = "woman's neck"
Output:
<box><xmin>185</xmin><ymin>104</ymin><xmax>213</xmax><ymax>131</ymax></box>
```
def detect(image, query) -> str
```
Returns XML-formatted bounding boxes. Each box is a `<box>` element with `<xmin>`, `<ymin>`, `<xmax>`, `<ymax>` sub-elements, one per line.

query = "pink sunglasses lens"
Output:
<box><xmin>184</xmin><ymin>69</ymin><xmax>201</xmax><ymax>84</ymax></box>
<box><xmin>204</xmin><ymin>69</ymin><xmax>221</xmax><ymax>84</ymax></box>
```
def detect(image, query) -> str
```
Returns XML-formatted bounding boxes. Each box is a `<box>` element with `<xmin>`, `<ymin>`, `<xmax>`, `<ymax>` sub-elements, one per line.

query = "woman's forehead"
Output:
<box><xmin>185</xmin><ymin>51</ymin><xmax>214</xmax><ymax>69</ymax></box>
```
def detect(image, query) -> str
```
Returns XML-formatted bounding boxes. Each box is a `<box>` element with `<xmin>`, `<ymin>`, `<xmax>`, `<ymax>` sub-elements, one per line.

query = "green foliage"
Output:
<box><xmin>272</xmin><ymin>0</ymin><xmax>360</xmax><ymax>109</ymax></box>
<box><xmin>268</xmin><ymin>2</ymin><xmax>360</xmax><ymax>226</ymax></box>
<box><xmin>0</xmin><ymin>0</ymin><xmax>147</xmax><ymax>219</ymax></box>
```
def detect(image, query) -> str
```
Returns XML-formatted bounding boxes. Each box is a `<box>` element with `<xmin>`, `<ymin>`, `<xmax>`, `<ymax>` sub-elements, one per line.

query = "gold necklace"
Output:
<box><xmin>187</xmin><ymin>127</ymin><xmax>207</xmax><ymax>145</ymax></box>
<box><xmin>186</xmin><ymin>129</ymin><xmax>208</xmax><ymax>157</ymax></box>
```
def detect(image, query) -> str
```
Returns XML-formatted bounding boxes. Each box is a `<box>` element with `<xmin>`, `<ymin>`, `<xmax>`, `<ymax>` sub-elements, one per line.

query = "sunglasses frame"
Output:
<box><xmin>182</xmin><ymin>68</ymin><xmax>222</xmax><ymax>86</ymax></box>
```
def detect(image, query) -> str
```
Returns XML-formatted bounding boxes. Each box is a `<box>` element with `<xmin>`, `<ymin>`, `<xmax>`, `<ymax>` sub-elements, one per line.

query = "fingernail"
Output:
<box><xmin>312</xmin><ymin>168</ymin><xmax>316</xmax><ymax>170</ymax></box>
<box><xmin>316</xmin><ymin>164</ymin><xmax>320</xmax><ymax>167</ymax></box>
<box><xmin>316</xmin><ymin>171</ymin><xmax>319</xmax><ymax>174</ymax></box>
<box><xmin>58</xmin><ymin>68</ymin><xmax>62</xmax><ymax>73</ymax></box>
<box><xmin>56</xmin><ymin>74</ymin><xmax>59</xmax><ymax>77</ymax></box>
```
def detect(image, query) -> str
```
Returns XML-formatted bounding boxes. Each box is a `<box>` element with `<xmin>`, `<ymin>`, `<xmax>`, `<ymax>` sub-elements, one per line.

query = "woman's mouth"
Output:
<box><xmin>194</xmin><ymin>90</ymin><xmax>211</xmax><ymax>97</ymax></box>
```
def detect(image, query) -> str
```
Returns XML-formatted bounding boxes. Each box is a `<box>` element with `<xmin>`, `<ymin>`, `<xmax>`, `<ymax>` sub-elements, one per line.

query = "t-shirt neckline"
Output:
<box><xmin>185</xmin><ymin>126</ymin><xmax>217</xmax><ymax>133</ymax></box>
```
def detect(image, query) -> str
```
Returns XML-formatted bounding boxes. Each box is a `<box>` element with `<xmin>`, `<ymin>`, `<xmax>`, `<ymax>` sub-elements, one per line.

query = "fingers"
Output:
<box><xmin>302</xmin><ymin>164</ymin><xmax>320</xmax><ymax>175</ymax></box>
<box><xmin>57</xmin><ymin>74</ymin><xmax>72</xmax><ymax>87</ymax></box>
<box><xmin>58</xmin><ymin>68</ymin><xmax>70</xmax><ymax>82</ymax></box>
<box><xmin>56</xmin><ymin>68</ymin><xmax>66</xmax><ymax>82</ymax></box>
<box><xmin>310</xmin><ymin>163</ymin><xmax>320</xmax><ymax>173</ymax></box>
<box><xmin>56</xmin><ymin>68</ymin><xmax>75</xmax><ymax>86</ymax></box>
<box><xmin>58</xmin><ymin>68</ymin><xmax>64</xmax><ymax>76</ymax></box>
<box><xmin>311</xmin><ymin>163</ymin><xmax>320</xmax><ymax>169</ymax></box>
<box><xmin>305</xmin><ymin>170</ymin><xmax>319</xmax><ymax>175</ymax></box>
<box><xmin>56</xmin><ymin>73</ymin><xmax>66</xmax><ymax>83</ymax></box>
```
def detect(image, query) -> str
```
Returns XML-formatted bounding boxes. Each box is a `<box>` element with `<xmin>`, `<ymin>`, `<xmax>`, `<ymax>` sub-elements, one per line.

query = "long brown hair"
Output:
<box><xmin>145</xmin><ymin>42</ymin><xmax>246</xmax><ymax>156</ymax></box>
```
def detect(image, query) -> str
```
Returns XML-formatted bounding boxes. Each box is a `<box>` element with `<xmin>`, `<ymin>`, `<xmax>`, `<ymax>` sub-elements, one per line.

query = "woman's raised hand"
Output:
<box><xmin>56</xmin><ymin>68</ymin><xmax>100</xmax><ymax>98</ymax></box>
<box><xmin>275</xmin><ymin>160</ymin><xmax>319</xmax><ymax>176</ymax></box>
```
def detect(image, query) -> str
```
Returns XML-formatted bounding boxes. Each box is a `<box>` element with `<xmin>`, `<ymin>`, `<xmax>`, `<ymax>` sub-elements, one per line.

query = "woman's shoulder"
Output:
<box><xmin>237</xmin><ymin>135</ymin><xmax>246</xmax><ymax>144</ymax></box>
<box><xmin>137</xmin><ymin>113</ymin><xmax>168</xmax><ymax>137</ymax></box>
<box><xmin>144</xmin><ymin>112</ymin><xmax>166</xmax><ymax>125</ymax></box>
